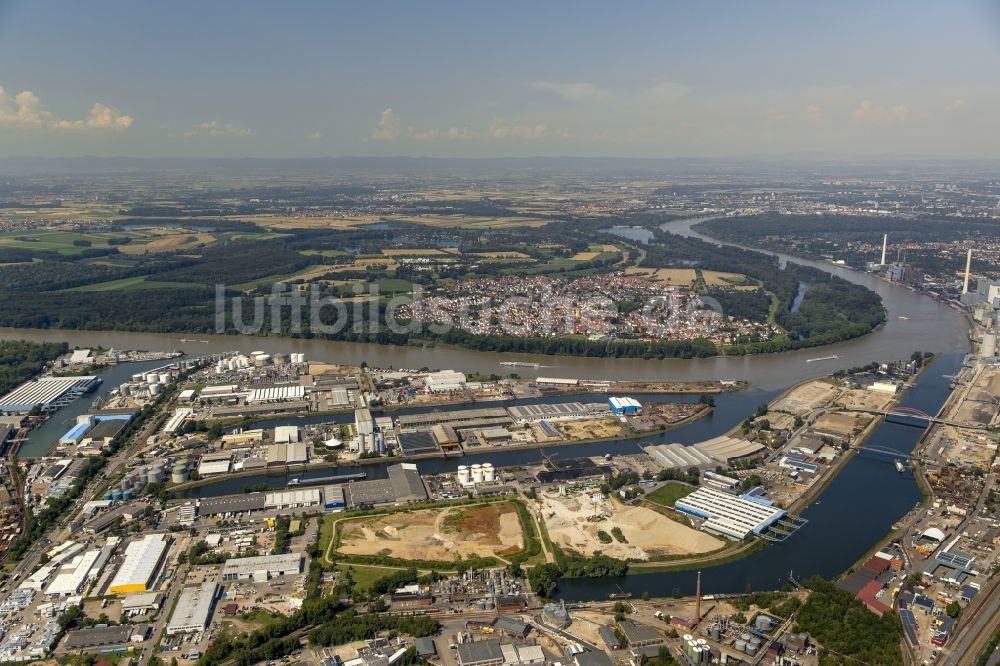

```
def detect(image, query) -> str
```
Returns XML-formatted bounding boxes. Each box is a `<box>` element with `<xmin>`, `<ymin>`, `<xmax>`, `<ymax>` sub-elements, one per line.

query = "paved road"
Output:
<box><xmin>940</xmin><ymin>574</ymin><xmax>1000</xmax><ymax>665</ymax></box>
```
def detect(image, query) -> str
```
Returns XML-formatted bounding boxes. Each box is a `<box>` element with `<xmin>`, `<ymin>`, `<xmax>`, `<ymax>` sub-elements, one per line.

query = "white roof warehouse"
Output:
<box><xmin>674</xmin><ymin>487</ymin><xmax>786</xmax><ymax>540</ymax></box>
<box><xmin>221</xmin><ymin>553</ymin><xmax>302</xmax><ymax>581</ymax></box>
<box><xmin>167</xmin><ymin>582</ymin><xmax>219</xmax><ymax>635</ymax></box>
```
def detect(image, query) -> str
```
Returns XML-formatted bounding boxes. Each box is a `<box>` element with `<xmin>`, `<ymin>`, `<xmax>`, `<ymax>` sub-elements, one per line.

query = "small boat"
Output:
<box><xmin>287</xmin><ymin>478</ymin><xmax>301</xmax><ymax>486</ymax></box>
<box><xmin>898</xmin><ymin>316</ymin><xmax>911</xmax><ymax>320</ymax></box>
<box><xmin>500</xmin><ymin>361</ymin><xmax>540</xmax><ymax>368</ymax></box>
<box><xmin>895</xmin><ymin>460</ymin><xmax>905</xmax><ymax>473</ymax></box>
<box><xmin>806</xmin><ymin>355</ymin><xmax>839</xmax><ymax>363</ymax></box>
<box><xmin>608</xmin><ymin>592</ymin><xmax>632</xmax><ymax>600</ymax></box>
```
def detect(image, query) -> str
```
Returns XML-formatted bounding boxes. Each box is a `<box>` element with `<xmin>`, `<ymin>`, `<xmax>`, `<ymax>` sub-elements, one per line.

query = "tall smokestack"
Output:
<box><xmin>964</xmin><ymin>249</ymin><xmax>973</xmax><ymax>294</ymax></box>
<box><xmin>695</xmin><ymin>571</ymin><xmax>702</xmax><ymax>625</ymax></box>
<box><xmin>880</xmin><ymin>234</ymin><xmax>887</xmax><ymax>265</ymax></box>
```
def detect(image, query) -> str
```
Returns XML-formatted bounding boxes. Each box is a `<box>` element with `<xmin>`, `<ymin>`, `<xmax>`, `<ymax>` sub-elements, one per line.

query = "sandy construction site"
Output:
<box><xmin>537</xmin><ymin>492</ymin><xmax>722</xmax><ymax>560</ymax></box>
<box><xmin>337</xmin><ymin>503</ymin><xmax>525</xmax><ymax>562</ymax></box>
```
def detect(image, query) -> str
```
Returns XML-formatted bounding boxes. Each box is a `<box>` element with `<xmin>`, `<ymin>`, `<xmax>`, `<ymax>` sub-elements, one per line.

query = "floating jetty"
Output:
<box><xmin>288</xmin><ymin>472</ymin><xmax>367</xmax><ymax>487</ymax></box>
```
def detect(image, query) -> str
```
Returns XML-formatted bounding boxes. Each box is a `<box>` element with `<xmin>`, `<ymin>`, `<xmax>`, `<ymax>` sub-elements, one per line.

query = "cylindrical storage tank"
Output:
<box><xmin>682</xmin><ymin>635</ymin><xmax>693</xmax><ymax>643</ymax></box>
<box><xmin>144</xmin><ymin>373</ymin><xmax>158</xmax><ymax>383</ymax></box>
<box><xmin>471</xmin><ymin>464</ymin><xmax>484</xmax><ymax>484</ymax></box>
<box><xmin>254</xmin><ymin>354</ymin><xmax>271</xmax><ymax>367</ymax></box>
<box><xmin>147</xmin><ymin>468</ymin><xmax>163</xmax><ymax>484</ymax></box>
<box><xmin>132</xmin><ymin>372</ymin><xmax>145</xmax><ymax>382</ymax></box>
<box><xmin>709</xmin><ymin>626</ymin><xmax>720</xmax><ymax>641</ymax></box>
<box><xmin>482</xmin><ymin>463</ymin><xmax>495</xmax><ymax>483</ymax></box>
<box><xmin>121</xmin><ymin>477</ymin><xmax>134</xmax><ymax>488</ymax></box>
<box><xmin>457</xmin><ymin>465</ymin><xmax>471</xmax><ymax>485</ymax></box>
<box><xmin>122</xmin><ymin>489</ymin><xmax>134</xmax><ymax>501</ymax></box>
<box><xmin>740</xmin><ymin>633</ymin><xmax>752</xmax><ymax>643</ymax></box>
<box><xmin>111</xmin><ymin>490</ymin><xmax>123</xmax><ymax>501</ymax></box>
<box><xmin>325</xmin><ymin>438</ymin><xmax>343</xmax><ymax>450</ymax></box>
<box><xmin>103</xmin><ymin>492</ymin><xmax>114</xmax><ymax>500</ymax></box>
<box><xmin>149</xmin><ymin>384</ymin><xmax>161</xmax><ymax>396</ymax></box>
<box><xmin>748</xmin><ymin>638</ymin><xmax>761</xmax><ymax>653</ymax></box>
<box><xmin>158</xmin><ymin>373</ymin><xmax>171</xmax><ymax>384</ymax></box>
<box><xmin>273</xmin><ymin>353</ymin><xmax>289</xmax><ymax>365</ymax></box>
<box><xmin>734</xmin><ymin>640</ymin><xmax>746</xmax><ymax>653</ymax></box>
<box><xmin>120</xmin><ymin>385</ymin><xmax>131</xmax><ymax>397</ymax></box>
<box><xmin>172</xmin><ymin>468</ymin><xmax>188</xmax><ymax>484</ymax></box>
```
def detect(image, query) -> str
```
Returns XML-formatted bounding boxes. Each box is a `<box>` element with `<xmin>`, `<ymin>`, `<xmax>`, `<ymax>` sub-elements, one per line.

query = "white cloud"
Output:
<box><xmin>447</xmin><ymin>126</ymin><xmax>477</xmax><ymax>140</ymax></box>
<box><xmin>489</xmin><ymin>119</ymin><xmax>547</xmax><ymax>139</ymax></box>
<box><xmin>851</xmin><ymin>99</ymin><xmax>911</xmax><ymax>121</ymax></box>
<box><xmin>0</xmin><ymin>87</ymin><xmax>132</xmax><ymax>131</ymax></box>
<box><xmin>372</xmin><ymin>108</ymin><xmax>401</xmax><ymax>140</ymax></box>
<box><xmin>944</xmin><ymin>99</ymin><xmax>966</xmax><ymax>113</ymax></box>
<box><xmin>183</xmin><ymin>121</ymin><xmax>252</xmax><ymax>138</ymax></box>
<box><xmin>531</xmin><ymin>81</ymin><xmax>609</xmax><ymax>102</ymax></box>
<box><xmin>407</xmin><ymin>126</ymin><xmax>441</xmax><ymax>141</ymax></box>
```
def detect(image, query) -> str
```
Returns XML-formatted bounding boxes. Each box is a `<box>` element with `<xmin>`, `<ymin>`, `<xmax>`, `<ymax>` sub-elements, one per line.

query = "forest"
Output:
<box><xmin>0</xmin><ymin>339</ymin><xmax>68</xmax><ymax>396</ymax></box>
<box><xmin>794</xmin><ymin>577</ymin><xmax>903</xmax><ymax>665</ymax></box>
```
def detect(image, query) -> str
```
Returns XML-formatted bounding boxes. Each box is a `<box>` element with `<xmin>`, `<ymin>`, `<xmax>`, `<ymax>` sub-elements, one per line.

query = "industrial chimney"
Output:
<box><xmin>964</xmin><ymin>249</ymin><xmax>973</xmax><ymax>294</ymax></box>
<box><xmin>880</xmin><ymin>234</ymin><xmax>888</xmax><ymax>265</ymax></box>
<box><xmin>695</xmin><ymin>571</ymin><xmax>702</xmax><ymax>625</ymax></box>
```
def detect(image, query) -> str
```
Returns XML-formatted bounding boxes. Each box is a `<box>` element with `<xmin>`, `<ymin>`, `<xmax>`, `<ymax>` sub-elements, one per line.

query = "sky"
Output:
<box><xmin>2</xmin><ymin>0</ymin><xmax>1000</xmax><ymax>159</ymax></box>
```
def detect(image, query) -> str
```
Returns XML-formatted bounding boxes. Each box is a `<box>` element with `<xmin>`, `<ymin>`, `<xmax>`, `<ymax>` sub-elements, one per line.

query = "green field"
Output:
<box><xmin>62</xmin><ymin>276</ymin><xmax>193</xmax><ymax>292</ymax></box>
<box><xmin>0</xmin><ymin>230</ymin><xmax>121</xmax><ymax>255</ymax></box>
<box><xmin>645</xmin><ymin>481</ymin><xmax>697</xmax><ymax>508</ymax></box>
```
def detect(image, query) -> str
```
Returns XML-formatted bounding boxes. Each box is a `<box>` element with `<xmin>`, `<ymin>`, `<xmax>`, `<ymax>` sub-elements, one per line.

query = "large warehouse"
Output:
<box><xmin>221</xmin><ymin>553</ymin><xmax>302</xmax><ymax>581</ymax></box>
<box><xmin>167</xmin><ymin>582</ymin><xmax>219</xmax><ymax>635</ymax></box>
<box><xmin>674</xmin><ymin>487</ymin><xmax>787</xmax><ymax>540</ymax></box>
<box><xmin>0</xmin><ymin>376</ymin><xmax>100</xmax><ymax>413</ymax></box>
<box><xmin>108</xmin><ymin>534</ymin><xmax>168</xmax><ymax>594</ymax></box>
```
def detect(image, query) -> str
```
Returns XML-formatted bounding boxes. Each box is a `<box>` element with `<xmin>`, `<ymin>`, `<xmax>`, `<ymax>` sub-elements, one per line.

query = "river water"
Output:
<box><xmin>0</xmin><ymin>216</ymin><xmax>972</xmax><ymax>597</ymax></box>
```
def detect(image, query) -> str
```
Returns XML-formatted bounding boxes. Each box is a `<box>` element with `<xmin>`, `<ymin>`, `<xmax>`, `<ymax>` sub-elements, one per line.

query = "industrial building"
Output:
<box><xmin>617</xmin><ymin>620</ymin><xmax>664</xmax><ymax>648</ymax></box>
<box><xmin>162</xmin><ymin>407</ymin><xmax>194</xmax><ymax>434</ymax></box>
<box><xmin>44</xmin><ymin>548</ymin><xmax>104</xmax><ymax>597</ymax></box>
<box><xmin>264</xmin><ymin>488</ymin><xmax>322</xmax><ymax>509</ymax></box>
<box><xmin>397</xmin><ymin>407</ymin><xmax>510</xmax><ymax>430</ymax></box>
<box><xmin>355</xmin><ymin>408</ymin><xmax>375</xmax><ymax>436</ymax></box>
<box><xmin>221</xmin><ymin>429</ymin><xmax>265</xmax><ymax>446</ymax></box>
<box><xmin>645</xmin><ymin>443</ymin><xmax>714</xmax><ymax>469</ymax></box>
<box><xmin>273</xmin><ymin>425</ymin><xmax>301</xmax><ymax>443</ymax></box>
<box><xmin>397</xmin><ymin>431</ymin><xmax>440</xmax><ymax>456</ymax></box>
<box><xmin>266</xmin><ymin>441</ymin><xmax>308</xmax><ymax>466</ymax></box>
<box><xmin>674</xmin><ymin>487</ymin><xmax>787</xmax><ymax>540</ymax></box>
<box><xmin>198</xmin><ymin>494</ymin><xmax>267</xmax><ymax>517</ymax></box>
<box><xmin>507</xmin><ymin>402</ymin><xmax>607</xmax><ymax>422</ymax></box>
<box><xmin>247</xmin><ymin>385</ymin><xmax>306</xmax><ymax>403</ymax></box>
<box><xmin>691</xmin><ymin>435</ymin><xmax>767</xmax><ymax>465</ymax></box>
<box><xmin>221</xmin><ymin>553</ymin><xmax>303</xmax><ymax>581</ymax></box>
<box><xmin>346</xmin><ymin>478</ymin><xmax>397</xmax><ymax>507</ymax></box>
<box><xmin>121</xmin><ymin>591</ymin><xmax>162</xmax><ymax>616</ymax></box>
<box><xmin>388</xmin><ymin>463</ymin><xmax>428</xmax><ymax>503</ymax></box>
<box><xmin>107</xmin><ymin>534</ymin><xmax>168</xmax><ymax>594</ymax></box>
<box><xmin>167</xmin><ymin>582</ymin><xmax>219</xmax><ymax>635</ymax></box>
<box><xmin>608</xmin><ymin>396</ymin><xmax>643</xmax><ymax>415</ymax></box>
<box><xmin>62</xmin><ymin>625</ymin><xmax>149</xmax><ymax>650</ymax></box>
<box><xmin>456</xmin><ymin>640</ymin><xmax>505</xmax><ymax>666</ymax></box>
<box><xmin>0</xmin><ymin>375</ymin><xmax>100</xmax><ymax>413</ymax></box>
<box><xmin>323</xmin><ymin>485</ymin><xmax>346</xmax><ymax>510</ymax></box>
<box><xmin>424</xmin><ymin>370</ymin><xmax>467</xmax><ymax>392</ymax></box>
<box><xmin>197</xmin><ymin>452</ymin><xmax>233</xmax><ymax>476</ymax></box>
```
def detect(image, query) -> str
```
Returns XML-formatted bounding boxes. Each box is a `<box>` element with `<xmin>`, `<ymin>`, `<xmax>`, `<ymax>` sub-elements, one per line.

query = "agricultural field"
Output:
<box><xmin>61</xmin><ymin>276</ymin><xmax>194</xmax><ymax>292</ymax></box>
<box><xmin>336</xmin><ymin>503</ymin><xmax>525</xmax><ymax>562</ymax></box>
<box><xmin>232</xmin><ymin>214</ymin><xmax>379</xmax><ymax>229</ymax></box>
<box><xmin>537</xmin><ymin>492</ymin><xmax>722</xmax><ymax>560</ymax></box>
<box><xmin>625</xmin><ymin>267</ymin><xmax>697</xmax><ymax>285</ymax></box>
<box><xmin>701</xmin><ymin>270</ymin><xmax>749</xmax><ymax>286</ymax></box>
<box><xmin>117</xmin><ymin>230</ymin><xmax>216</xmax><ymax>254</ymax></box>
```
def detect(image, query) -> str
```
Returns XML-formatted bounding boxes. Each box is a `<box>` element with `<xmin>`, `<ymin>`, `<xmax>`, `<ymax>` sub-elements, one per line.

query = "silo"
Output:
<box><xmin>482</xmin><ymin>463</ymin><xmax>496</xmax><ymax>483</ymax></box>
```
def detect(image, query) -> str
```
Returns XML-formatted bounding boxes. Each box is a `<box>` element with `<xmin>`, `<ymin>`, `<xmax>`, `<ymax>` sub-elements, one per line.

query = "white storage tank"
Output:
<box><xmin>145</xmin><ymin>373</ymin><xmax>159</xmax><ymax>383</ymax></box>
<box><xmin>471</xmin><ymin>464</ymin><xmax>484</xmax><ymax>484</ymax></box>
<box><xmin>482</xmin><ymin>463</ymin><xmax>496</xmax><ymax>483</ymax></box>
<box><xmin>982</xmin><ymin>333</ymin><xmax>997</xmax><ymax>358</ymax></box>
<box><xmin>158</xmin><ymin>373</ymin><xmax>172</xmax><ymax>384</ymax></box>
<box><xmin>149</xmin><ymin>384</ymin><xmax>161</xmax><ymax>396</ymax></box>
<box><xmin>457</xmin><ymin>465</ymin><xmax>471</xmax><ymax>486</ymax></box>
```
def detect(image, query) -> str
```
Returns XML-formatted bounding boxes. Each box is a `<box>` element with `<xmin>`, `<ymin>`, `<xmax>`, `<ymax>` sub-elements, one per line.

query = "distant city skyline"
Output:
<box><xmin>2</xmin><ymin>0</ymin><xmax>1000</xmax><ymax>158</ymax></box>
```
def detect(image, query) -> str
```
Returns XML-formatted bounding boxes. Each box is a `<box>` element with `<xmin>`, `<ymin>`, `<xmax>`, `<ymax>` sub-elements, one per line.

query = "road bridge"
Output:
<box><xmin>844</xmin><ymin>405</ymin><xmax>987</xmax><ymax>430</ymax></box>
